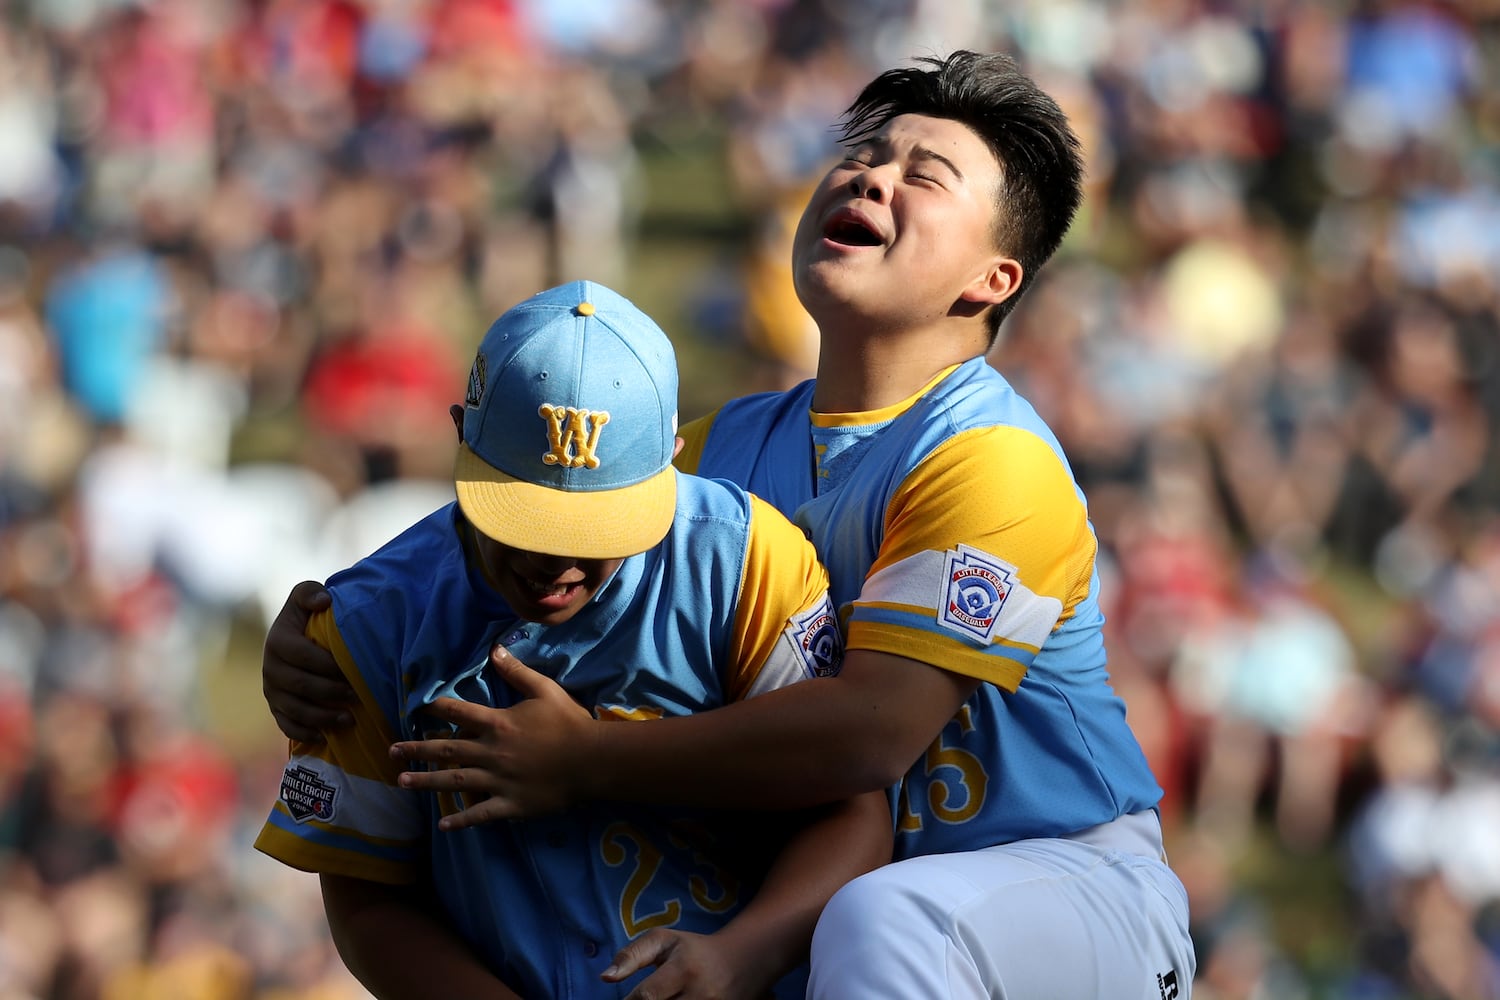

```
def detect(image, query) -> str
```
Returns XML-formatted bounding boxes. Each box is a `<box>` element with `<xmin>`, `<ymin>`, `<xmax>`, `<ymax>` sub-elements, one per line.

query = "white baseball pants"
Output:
<box><xmin>807</xmin><ymin>811</ymin><xmax>1195</xmax><ymax>999</ymax></box>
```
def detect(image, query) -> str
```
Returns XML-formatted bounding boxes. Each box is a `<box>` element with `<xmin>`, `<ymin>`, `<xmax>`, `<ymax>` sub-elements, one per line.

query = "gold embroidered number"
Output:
<box><xmin>897</xmin><ymin>705</ymin><xmax>988</xmax><ymax>831</ymax></box>
<box><xmin>667</xmin><ymin>823</ymin><xmax>739</xmax><ymax>915</ymax></box>
<box><xmin>602</xmin><ymin>822</ymin><xmax>681</xmax><ymax>937</ymax></box>
<box><xmin>600</xmin><ymin>820</ymin><xmax>742</xmax><ymax>938</ymax></box>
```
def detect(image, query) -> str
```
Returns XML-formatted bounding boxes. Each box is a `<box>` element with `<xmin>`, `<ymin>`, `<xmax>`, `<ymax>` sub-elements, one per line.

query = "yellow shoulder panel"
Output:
<box><xmin>673</xmin><ymin>410</ymin><xmax>719</xmax><ymax>476</ymax></box>
<box><xmin>723</xmin><ymin>494</ymin><xmax>830</xmax><ymax>700</ymax></box>
<box><xmin>883</xmin><ymin>425</ymin><xmax>1096</xmax><ymax>618</ymax></box>
<box><xmin>302</xmin><ymin>611</ymin><xmax>407</xmax><ymax>786</ymax></box>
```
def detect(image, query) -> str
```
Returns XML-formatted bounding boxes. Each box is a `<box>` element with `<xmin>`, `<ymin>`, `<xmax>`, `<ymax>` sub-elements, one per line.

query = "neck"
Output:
<box><xmin>809</xmin><ymin>315</ymin><xmax>987</xmax><ymax>413</ymax></box>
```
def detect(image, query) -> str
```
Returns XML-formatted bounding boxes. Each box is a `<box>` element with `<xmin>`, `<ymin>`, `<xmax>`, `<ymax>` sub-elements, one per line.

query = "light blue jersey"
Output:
<box><xmin>256</xmin><ymin>475</ymin><xmax>841</xmax><ymax>998</ymax></box>
<box><xmin>681</xmin><ymin>357</ymin><xmax>1162</xmax><ymax>860</ymax></box>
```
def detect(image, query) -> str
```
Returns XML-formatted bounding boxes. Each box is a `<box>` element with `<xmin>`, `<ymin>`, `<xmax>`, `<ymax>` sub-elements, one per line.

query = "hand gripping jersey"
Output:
<box><xmin>254</xmin><ymin>474</ymin><xmax>842</xmax><ymax>998</ymax></box>
<box><xmin>679</xmin><ymin>357</ymin><xmax>1162</xmax><ymax>861</ymax></box>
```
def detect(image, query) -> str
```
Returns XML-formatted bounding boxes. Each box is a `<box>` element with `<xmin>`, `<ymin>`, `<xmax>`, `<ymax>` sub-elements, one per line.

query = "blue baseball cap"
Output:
<box><xmin>454</xmin><ymin>281</ymin><xmax>679</xmax><ymax>559</ymax></box>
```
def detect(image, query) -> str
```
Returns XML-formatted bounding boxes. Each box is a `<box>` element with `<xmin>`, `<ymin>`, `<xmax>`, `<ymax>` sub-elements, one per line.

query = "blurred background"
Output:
<box><xmin>0</xmin><ymin>0</ymin><xmax>1498</xmax><ymax>997</ymax></box>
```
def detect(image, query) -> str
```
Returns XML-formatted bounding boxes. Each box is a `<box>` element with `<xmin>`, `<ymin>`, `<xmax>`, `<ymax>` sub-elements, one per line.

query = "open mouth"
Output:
<box><xmin>823</xmin><ymin>215</ymin><xmax>883</xmax><ymax>247</ymax></box>
<box><xmin>522</xmin><ymin>577</ymin><xmax>578</xmax><ymax>599</ymax></box>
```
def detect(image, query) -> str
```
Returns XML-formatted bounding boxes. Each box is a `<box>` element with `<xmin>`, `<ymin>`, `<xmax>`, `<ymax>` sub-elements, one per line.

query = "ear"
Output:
<box><xmin>671</xmin><ymin>436</ymin><xmax>685</xmax><ymax>459</ymax></box>
<box><xmin>959</xmin><ymin>255</ymin><xmax>1023</xmax><ymax>307</ymax></box>
<box><xmin>449</xmin><ymin>403</ymin><xmax>465</xmax><ymax>441</ymax></box>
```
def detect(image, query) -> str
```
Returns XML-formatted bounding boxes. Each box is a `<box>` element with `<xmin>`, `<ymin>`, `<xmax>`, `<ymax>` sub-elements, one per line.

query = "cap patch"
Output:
<box><xmin>279</xmin><ymin>760</ymin><xmax>340</xmax><ymax>824</ymax></box>
<box><xmin>938</xmin><ymin>544</ymin><xmax>1014</xmax><ymax>643</ymax></box>
<box><xmin>466</xmin><ymin>353</ymin><xmax>486</xmax><ymax>408</ymax></box>
<box><xmin>541</xmin><ymin>404</ymin><xmax>610</xmax><ymax>469</ymax></box>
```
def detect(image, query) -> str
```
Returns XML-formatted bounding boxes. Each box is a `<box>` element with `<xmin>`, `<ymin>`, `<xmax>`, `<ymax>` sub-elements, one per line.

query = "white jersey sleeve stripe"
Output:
<box><xmin>861</xmin><ymin>551</ymin><xmax>1062</xmax><ymax>650</ymax></box>
<box><xmin>741</xmin><ymin>595</ymin><xmax>844</xmax><ymax>699</ymax></box>
<box><xmin>279</xmin><ymin>753</ymin><xmax>425</xmax><ymax>843</ymax></box>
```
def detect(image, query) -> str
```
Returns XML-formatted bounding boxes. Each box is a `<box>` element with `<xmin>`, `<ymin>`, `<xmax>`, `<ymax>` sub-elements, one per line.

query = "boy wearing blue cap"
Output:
<box><xmin>253</xmin><ymin>281</ymin><xmax>890</xmax><ymax>999</ymax></box>
<box><xmin>265</xmin><ymin>51</ymin><xmax>1197</xmax><ymax>999</ymax></box>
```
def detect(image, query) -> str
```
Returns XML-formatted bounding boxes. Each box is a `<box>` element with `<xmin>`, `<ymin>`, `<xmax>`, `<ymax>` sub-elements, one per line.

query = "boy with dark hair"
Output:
<box><xmin>266</xmin><ymin>52</ymin><xmax>1196</xmax><ymax>998</ymax></box>
<box><xmin>834</xmin><ymin>51</ymin><xmax>1085</xmax><ymax>341</ymax></box>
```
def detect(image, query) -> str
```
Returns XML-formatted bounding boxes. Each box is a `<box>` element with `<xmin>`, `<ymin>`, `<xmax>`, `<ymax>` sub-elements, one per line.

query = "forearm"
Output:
<box><xmin>320</xmin><ymin>875</ymin><xmax>520</xmax><ymax>1000</ymax></box>
<box><xmin>713</xmin><ymin>791</ymin><xmax>893</xmax><ymax>984</ymax></box>
<box><xmin>587</xmin><ymin>682</ymin><xmax>877</xmax><ymax>809</ymax></box>
<box><xmin>585</xmin><ymin>653</ymin><xmax>977</xmax><ymax>809</ymax></box>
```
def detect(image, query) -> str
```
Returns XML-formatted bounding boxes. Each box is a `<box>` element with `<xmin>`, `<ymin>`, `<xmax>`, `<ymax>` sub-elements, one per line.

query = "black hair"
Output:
<box><xmin>837</xmin><ymin>51</ymin><xmax>1084</xmax><ymax>339</ymax></box>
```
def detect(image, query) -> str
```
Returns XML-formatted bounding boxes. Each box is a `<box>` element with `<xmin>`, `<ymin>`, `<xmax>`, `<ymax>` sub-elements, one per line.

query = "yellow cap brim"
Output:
<box><xmin>454</xmin><ymin>443</ymin><xmax>677</xmax><ymax>560</ymax></box>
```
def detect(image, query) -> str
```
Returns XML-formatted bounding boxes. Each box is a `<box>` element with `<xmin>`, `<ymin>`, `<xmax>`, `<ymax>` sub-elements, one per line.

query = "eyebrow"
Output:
<box><xmin>854</xmin><ymin>136</ymin><xmax>965</xmax><ymax>182</ymax></box>
<box><xmin>912</xmin><ymin>146</ymin><xmax>964</xmax><ymax>182</ymax></box>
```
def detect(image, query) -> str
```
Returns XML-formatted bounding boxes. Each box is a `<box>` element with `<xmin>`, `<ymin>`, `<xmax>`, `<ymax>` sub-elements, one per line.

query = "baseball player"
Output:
<box><xmin>253</xmin><ymin>281</ymin><xmax>891</xmax><ymax>999</ymax></box>
<box><xmin>263</xmin><ymin>53</ymin><xmax>1197</xmax><ymax>997</ymax></box>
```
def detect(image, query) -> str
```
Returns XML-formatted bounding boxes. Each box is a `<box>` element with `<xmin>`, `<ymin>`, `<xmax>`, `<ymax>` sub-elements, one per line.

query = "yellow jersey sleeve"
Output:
<box><xmin>851</xmin><ymin>425</ymin><xmax>1097</xmax><ymax>691</ymax></box>
<box><xmin>722</xmin><ymin>494</ymin><xmax>842</xmax><ymax>701</ymax></box>
<box><xmin>253</xmin><ymin>610</ymin><xmax>425</xmax><ymax>884</ymax></box>
<box><xmin>674</xmin><ymin>410</ymin><xmax>719</xmax><ymax>476</ymax></box>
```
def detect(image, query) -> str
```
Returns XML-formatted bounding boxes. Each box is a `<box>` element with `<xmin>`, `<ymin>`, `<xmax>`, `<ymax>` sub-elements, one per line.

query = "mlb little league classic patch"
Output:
<box><xmin>280</xmin><ymin>761</ymin><xmax>340</xmax><ymax>823</ymax></box>
<box><xmin>938</xmin><ymin>544</ymin><xmax>1015</xmax><ymax>643</ymax></box>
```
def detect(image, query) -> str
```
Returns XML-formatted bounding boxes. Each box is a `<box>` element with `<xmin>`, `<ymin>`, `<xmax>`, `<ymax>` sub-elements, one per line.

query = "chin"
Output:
<box><xmin>792</xmin><ymin>263</ymin><xmax>858</xmax><ymax>314</ymax></box>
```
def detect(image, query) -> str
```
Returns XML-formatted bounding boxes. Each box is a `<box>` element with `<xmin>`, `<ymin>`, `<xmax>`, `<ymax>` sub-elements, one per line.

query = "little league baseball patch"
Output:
<box><xmin>939</xmin><ymin>544</ymin><xmax>1015</xmax><ymax>643</ymax></box>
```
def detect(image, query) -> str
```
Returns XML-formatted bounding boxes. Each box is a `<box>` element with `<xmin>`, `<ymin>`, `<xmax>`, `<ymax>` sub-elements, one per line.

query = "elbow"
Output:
<box><xmin>837</xmin><ymin>730</ymin><xmax>922</xmax><ymax>794</ymax></box>
<box><xmin>822</xmin><ymin>703</ymin><xmax>932</xmax><ymax>795</ymax></box>
<box><xmin>866</xmin><ymin>748</ymin><xmax>918</xmax><ymax>791</ymax></box>
<box><xmin>822</xmin><ymin>650</ymin><xmax>975</xmax><ymax>796</ymax></box>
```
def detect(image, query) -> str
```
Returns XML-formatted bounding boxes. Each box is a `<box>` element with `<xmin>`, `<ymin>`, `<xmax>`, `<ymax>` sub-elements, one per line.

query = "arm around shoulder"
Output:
<box><xmin>263</xmin><ymin>580</ymin><xmax>357</xmax><ymax>742</ymax></box>
<box><xmin>585</xmin><ymin>649</ymin><xmax>980</xmax><ymax>809</ymax></box>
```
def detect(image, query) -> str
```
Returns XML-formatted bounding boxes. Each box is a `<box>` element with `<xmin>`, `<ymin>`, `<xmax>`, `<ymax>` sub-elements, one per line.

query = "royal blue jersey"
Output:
<box><xmin>679</xmin><ymin>358</ymin><xmax>1162</xmax><ymax>860</ymax></box>
<box><xmin>255</xmin><ymin>474</ymin><xmax>842</xmax><ymax>998</ymax></box>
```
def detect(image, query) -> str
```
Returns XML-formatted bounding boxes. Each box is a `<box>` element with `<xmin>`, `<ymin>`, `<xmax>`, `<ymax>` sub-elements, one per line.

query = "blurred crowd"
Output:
<box><xmin>0</xmin><ymin>0</ymin><xmax>1497</xmax><ymax>997</ymax></box>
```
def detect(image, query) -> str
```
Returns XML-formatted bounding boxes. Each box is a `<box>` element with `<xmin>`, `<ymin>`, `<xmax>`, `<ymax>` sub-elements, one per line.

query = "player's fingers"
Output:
<box><xmin>270</xmin><ymin>709</ymin><xmax>326</xmax><ymax>745</ymax></box>
<box><xmin>271</xmin><ymin>651</ymin><xmax>350</xmax><ymax>687</ymax></box>
<box><xmin>418</xmin><ymin>697</ymin><xmax>498</xmax><ymax>730</ymax></box>
<box><xmin>271</xmin><ymin>695</ymin><xmax>354</xmax><ymax>737</ymax></box>
<box><xmin>488</xmin><ymin>645</ymin><xmax>558</xmax><ymax>699</ymax></box>
<box><xmin>288</xmin><ymin>579</ymin><xmax>333</xmax><ymax>615</ymax></box>
<box><xmin>263</xmin><ymin>620</ymin><xmax>349</xmax><ymax>684</ymax></box>
<box><xmin>620</xmin><ymin>968</ymin><xmax>684</xmax><ymax>1000</ymax></box>
<box><xmin>434</xmin><ymin>796</ymin><xmax>516</xmax><ymax>830</ymax></box>
<box><xmin>394</xmin><ymin>766</ymin><xmax>458</xmax><ymax>791</ymax></box>
<box><xmin>603</xmin><ymin>930</ymin><xmax>677</xmax><ymax>982</ymax></box>
<box><xmin>265</xmin><ymin>658</ymin><xmax>356</xmax><ymax>704</ymax></box>
<box><xmin>391</xmin><ymin>738</ymin><xmax>489</xmax><ymax>768</ymax></box>
<box><xmin>395</xmin><ymin>765</ymin><xmax>493</xmax><ymax>793</ymax></box>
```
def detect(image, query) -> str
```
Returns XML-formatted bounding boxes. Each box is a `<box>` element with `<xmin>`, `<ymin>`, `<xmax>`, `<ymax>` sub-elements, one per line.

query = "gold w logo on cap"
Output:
<box><xmin>539</xmin><ymin>404</ymin><xmax>610</xmax><ymax>469</ymax></box>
